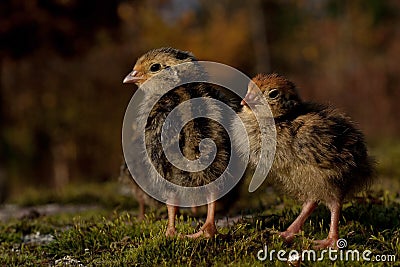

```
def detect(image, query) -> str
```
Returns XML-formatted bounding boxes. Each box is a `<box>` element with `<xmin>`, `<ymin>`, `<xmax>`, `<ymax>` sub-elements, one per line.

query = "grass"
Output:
<box><xmin>1</xmin><ymin>140</ymin><xmax>399</xmax><ymax>266</ymax></box>
<box><xmin>0</xmin><ymin>186</ymin><xmax>399</xmax><ymax>266</ymax></box>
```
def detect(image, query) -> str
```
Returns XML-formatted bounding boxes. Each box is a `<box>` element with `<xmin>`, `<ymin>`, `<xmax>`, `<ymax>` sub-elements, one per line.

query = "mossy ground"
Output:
<box><xmin>1</xmin><ymin>141</ymin><xmax>399</xmax><ymax>266</ymax></box>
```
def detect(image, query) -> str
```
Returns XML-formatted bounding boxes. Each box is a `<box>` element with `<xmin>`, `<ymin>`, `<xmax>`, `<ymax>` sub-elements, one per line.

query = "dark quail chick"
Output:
<box><xmin>118</xmin><ymin>119</ymin><xmax>161</xmax><ymax>220</ymax></box>
<box><xmin>234</xmin><ymin>73</ymin><xmax>375</xmax><ymax>248</ymax></box>
<box><xmin>123</xmin><ymin>47</ymin><xmax>236</xmax><ymax>238</ymax></box>
<box><xmin>118</xmin><ymin>160</ymin><xmax>160</xmax><ymax>220</ymax></box>
<box><xmin>119</xmin><ymin>145</ymin><xmax>202</xmax><ymax>219</ymax></box>
<box><xmin>119</xmin><ymin>154</ymin><xmax>198</xmax><ymax>220</ymax></box>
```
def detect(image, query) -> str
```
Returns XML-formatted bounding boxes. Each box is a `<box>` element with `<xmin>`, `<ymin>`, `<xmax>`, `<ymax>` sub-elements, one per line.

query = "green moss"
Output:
<box><xmin>0</xmin><ymin>188</ymin><xmax>398</xmax><ymax>266</ymax></box>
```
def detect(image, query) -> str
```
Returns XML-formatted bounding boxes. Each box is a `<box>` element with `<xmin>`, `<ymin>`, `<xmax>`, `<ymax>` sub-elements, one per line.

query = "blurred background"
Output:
<box><xmin>1</xmin><ymin>0</ymin><xmax>399</xmax><ymax>204</ymax></box>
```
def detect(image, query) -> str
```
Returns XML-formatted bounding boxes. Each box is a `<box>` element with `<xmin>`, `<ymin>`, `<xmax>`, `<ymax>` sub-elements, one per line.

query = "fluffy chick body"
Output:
<box><xmin>234</xmin><ymin>73</ymin><xmax>375</xmax><ymax>247</ymax></box>
<box><xmin>124</xmin><ymin>47</ymin><xmax>235</xmax><ymax>238</ymax></box>
<box><xmin>142</xmin><ymin>84</ymin><xmax>230</xmax><ymax>188</ymax></box>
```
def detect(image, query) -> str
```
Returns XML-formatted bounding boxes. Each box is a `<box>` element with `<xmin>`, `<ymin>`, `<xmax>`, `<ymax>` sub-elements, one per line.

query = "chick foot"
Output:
<box><xmin>313</xmin><ymin>237</ymin><xmax>338</xmax><ymax>249</ymax></box>
<box><xmin>279</xmin><ymin>201</ymin><xmax>318</xmax><ymax>243</ymax></box>
<box><xmin>313</xmin><ymin>201</ymin><xmax>340</xmax><ymax>249</ymax></box>
<box><xmin>279</xmin><ymin>230</ymin><xmax>296</xmax><ymax>243</ymax></box>
<box><xmin>165</xmin><ymin>227</ymin><xmax>177</xmax><ymax>238</ymax></box>
<box><xmin>186</xmin><ymin>201</ymin><xmax>217</xmax><ymax>238</ymax></box>
<box><xmin>186</xmin><ymin>222</ymin><xmax>217</xmax><ymax>238</ymax></box>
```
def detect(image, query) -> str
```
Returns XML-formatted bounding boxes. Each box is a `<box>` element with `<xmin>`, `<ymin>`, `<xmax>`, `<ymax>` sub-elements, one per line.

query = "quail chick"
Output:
<box><xmin>123</xmin><ymin>47</ymin><xmax>236</xmax><ymax>238</ymax></box>
<box><xmin>118</xmin><ymin>160</ymin><xmax>160</xmax><ymax>220</ymax></box>
<box><xmin>234</xmin><ymin>73</ymin><xmax>375</xmax><ymax>248</ymax></box>
<box><xmin>118</xmin><ymin>118</ymin><xmax>161</xmax><ymax>220</ymax></box>
<box><xmin>118</xmin><ymin>158</ymin><xmax>199</xmax><ymax>220</ymax></box>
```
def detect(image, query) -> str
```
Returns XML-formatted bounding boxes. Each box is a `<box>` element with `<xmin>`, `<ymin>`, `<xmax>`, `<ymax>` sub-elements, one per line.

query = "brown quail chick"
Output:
<box><xmin>118</xmin><ymin>160</ymin><xmax>161</xmax><ymax>220</ymax></box>
<box><xmin>118</xmin><ymin>119</ymin><xmax>161</xmax><ymax>220</ymax></box>
<box><xmin>118</xmin><ymin>157</ymin><xmax>198</xmax><ymax>220</ymax></box>
<box><xmin>123</xmin><ymin>47</ymin><xmax>238</xmax><ymax>238</ymax></box>
<box><xmin>234</xmin><ymin>73</ymin><xmax>375</xmax><ymax>248</ymax></box>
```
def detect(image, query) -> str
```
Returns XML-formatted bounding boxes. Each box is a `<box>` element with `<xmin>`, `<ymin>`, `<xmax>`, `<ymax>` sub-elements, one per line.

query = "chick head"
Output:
<box><xmin>242</xmin><ymin>73</ymin><xmax>302</xmax><ymax>117</ymax></box>
<box><xmin>123</xmin><ymin>47</ymin><xmax>197</xmax><ymax>86</ymax></box>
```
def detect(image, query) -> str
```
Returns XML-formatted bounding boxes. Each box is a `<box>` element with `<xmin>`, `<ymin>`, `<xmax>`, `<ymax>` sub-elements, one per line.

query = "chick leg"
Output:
<box><xmin>165</xmin><ymin>204</ymin><xmax>178</xmax><ymax>237</ymax></box>
<box><xmin>191</xmin><ymin>206</ymin><xmax>198</xmax><ymax>215</ymax></box>
<box><xmin>137</xmin><ymin>194</ymin><xmax>145</xmax><ymax>221</ymax></box>
<box><xmin>280</xmin><ymin>200</ymin><xmax>318</xmax><ymax>243</ymax></box>
<box><xmin>313</xmin><ymin>201</ymin><xmax>341</xmax><ymax>249</ymax></box>
<box><xmin>186</xmin><ymin>201</ymin><xmax>217</xmax><ymax>238</ymax></box>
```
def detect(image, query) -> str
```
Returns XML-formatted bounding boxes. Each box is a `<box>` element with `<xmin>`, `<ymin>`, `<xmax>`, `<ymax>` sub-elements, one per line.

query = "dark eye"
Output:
<box><xmin>150</xmin><ymin>63</ymin><xmax>161</xmax><ymax>72</ymax></box>
<box><xmin>268</xmin><ymin>89</ymin><xmax>279</xmax><ymax>99</ymax></box>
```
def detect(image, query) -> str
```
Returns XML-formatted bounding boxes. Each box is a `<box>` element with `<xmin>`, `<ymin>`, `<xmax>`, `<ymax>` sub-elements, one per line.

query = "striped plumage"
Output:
<box><xmin>123</xmin><ymin>47</ymin><xmax>237</xmax><ymax>238</ymax></box>
<box><xmin>234</xmin><ymin>73</ymin><xmax>375</xmax><ymax>248</ymax></box>
<box><xmin>142</xmin><ymin>84</ymin><xmax>230</xmax><ymax>188</ymax></box>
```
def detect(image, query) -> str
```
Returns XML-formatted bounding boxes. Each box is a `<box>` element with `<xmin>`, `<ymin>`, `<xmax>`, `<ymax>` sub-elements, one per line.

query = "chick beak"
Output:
<box><xmin>123</xmin><ymin>70</ymin><xmax>143</xmax><ymax>84</ymax></box>
<box><xmin>241</xmin><ymin>92</ymin><xmax>260</xmax><ymax>106</ymax></box>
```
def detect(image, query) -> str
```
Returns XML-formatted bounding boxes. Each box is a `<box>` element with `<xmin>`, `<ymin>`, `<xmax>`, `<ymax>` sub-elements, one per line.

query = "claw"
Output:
<box><xmin>165</xmin><ymin>227</ymin><xmax>177</xmax><ymax>238</ymax></box>
<box><xmin>279</xmin><ymin>230</ymin><xmax>296</xmax><ymax>243</ymax></box>
<box><xmin>313</xmin><ymin>238</ymin><xmax>338</xmax><ymax>249</ymax></box>
<box><xmin>185</xmin><ymin>223</ymin><xmax>217</xmax><ymax>239</ymax></box>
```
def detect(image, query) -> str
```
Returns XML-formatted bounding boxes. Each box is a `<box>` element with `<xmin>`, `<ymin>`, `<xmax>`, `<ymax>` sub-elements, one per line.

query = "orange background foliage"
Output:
<box><xmin>0</xmin><ymin>0</ymin><xmax>399</xmax><ymax>196</ymax></box>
